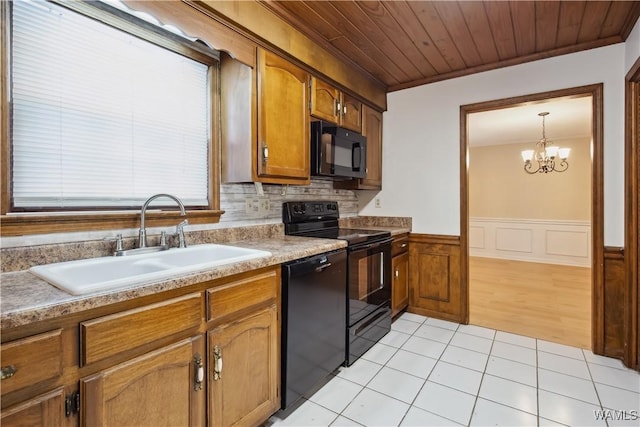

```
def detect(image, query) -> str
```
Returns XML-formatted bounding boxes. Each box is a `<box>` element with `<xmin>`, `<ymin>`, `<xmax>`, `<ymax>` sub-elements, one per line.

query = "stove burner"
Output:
<box><xmin>282</xmin><ymin>201</ymin><xmax>390</xmax><ymax>245</ymax></box>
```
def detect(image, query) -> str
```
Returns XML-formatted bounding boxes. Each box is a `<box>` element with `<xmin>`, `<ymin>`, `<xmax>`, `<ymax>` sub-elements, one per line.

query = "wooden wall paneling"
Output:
<box><xmin>407</xmin><ymin>234</ymin><xmax>465</xmax><ymax>323</ymax></box>
<box><xmin>602</xmin><ymin>247</ymin><xmax>626</xmax><ymax>359</ymax></box>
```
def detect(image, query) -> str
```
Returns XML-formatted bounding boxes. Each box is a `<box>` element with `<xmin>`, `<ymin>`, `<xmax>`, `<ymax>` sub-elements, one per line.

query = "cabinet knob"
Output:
<box><xmin>213</xmin><ymin>345</ymin><xmax>223</xmax><ymax>381</ymax></box>
<box><xmin>1</xmin><ymin>365</ymin><xmax>17</xmax><ymax>380</ymax></box>
<box><xmin>394</xmin><ymin>268</ymin><xmax>399</xmax><ymax>279</ymax></box>
<box><xmin>401</xmin><ymin>243</ymin><xmax>407</xmax><ymax>248</ymax></box>
<box><xmin>262</xmin><ymin>144</ymin><xmax>269</xmax><ymax>163</ymax></box>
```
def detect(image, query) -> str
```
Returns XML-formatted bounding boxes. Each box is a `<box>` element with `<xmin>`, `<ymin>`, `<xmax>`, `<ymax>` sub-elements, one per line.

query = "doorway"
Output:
<box><xmin>460</xmin><ymin>84</ymin><xmax>604</xmax><ymax>351</ymax></box>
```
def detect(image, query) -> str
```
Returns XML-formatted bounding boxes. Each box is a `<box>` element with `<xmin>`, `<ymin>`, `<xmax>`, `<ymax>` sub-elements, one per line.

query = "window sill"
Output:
<box><xmin>0</xmin><ymin>210</ymin><xmax>224</xmax><ymax>237</ymax></box>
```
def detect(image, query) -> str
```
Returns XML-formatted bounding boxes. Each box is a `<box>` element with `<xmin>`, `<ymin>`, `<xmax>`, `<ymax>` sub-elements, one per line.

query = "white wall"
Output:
<box><xmin>360</xmin><ymin>44</ymin><xmax>628</xmax><ymax>246</ymax></box>
<box><xmin>626</xmin><ymin>19</ymin><xmax>640</xmax><ymax>73</ymax></box>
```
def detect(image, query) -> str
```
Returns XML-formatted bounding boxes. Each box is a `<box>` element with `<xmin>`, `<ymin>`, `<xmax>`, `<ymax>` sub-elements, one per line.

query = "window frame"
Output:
<box><xmin>0</xmin><ymin>0</ymin><xmax>223</xmax><ymax>236</ymax></box>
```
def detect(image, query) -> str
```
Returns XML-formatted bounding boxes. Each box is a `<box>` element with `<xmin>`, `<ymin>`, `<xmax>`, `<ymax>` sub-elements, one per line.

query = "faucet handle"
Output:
<box><xmin>105</xmin><ymin>234</ymin><xmax>124</xmax><ymax>255</ymax></box>
<box><xmin>159</xmin><ymin>231</ymin><xmax>167</xmax><ymax>247</ymax></box>
<box><xmin>176</xmin><ymin>220</ymin><xmax>189</xmax><ymax>248</ymax></box>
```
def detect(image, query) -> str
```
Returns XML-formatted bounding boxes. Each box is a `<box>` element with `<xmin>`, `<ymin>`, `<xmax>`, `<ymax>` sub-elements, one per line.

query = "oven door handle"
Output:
<box><xmin>350</xmin><ymin>238</ymin><xmax>392</xmax><ymax>252</ymax></box>
<box><xmin>352</xmin><ymin>309</ymin><xmax>388</xmax><ymax>336</ymax></box>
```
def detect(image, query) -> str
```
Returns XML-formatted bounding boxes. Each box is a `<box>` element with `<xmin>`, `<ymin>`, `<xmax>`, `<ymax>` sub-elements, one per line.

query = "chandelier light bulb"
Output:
<box><xmin>558</xmin><ymin>147</ymin><xmax>571</xmax><ymax>160</ymax></box>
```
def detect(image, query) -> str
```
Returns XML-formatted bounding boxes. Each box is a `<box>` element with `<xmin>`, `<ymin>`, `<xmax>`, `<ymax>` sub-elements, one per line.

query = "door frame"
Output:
<box><xmin>625</xmin><ymin>59</ymin><xmax>640</xmax><ymax>370</ymax></box>
<box><xmin>459</xmin><ymin>84</ymin><xmax>604</xmax><ymax>351</ymax></box>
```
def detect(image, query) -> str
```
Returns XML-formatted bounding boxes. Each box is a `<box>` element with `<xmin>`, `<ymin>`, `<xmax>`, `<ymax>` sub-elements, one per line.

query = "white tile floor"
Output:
<box><xmin>268</xmin><ymin>312</ymin><xmax>640</xmax><ymax>427</ymax></box>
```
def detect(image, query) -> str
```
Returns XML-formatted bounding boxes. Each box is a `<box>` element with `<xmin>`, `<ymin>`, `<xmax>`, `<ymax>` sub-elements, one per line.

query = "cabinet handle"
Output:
<box><xmin>262</xmin><ymin>144</ymin><xmax>269</xmax><ymax>163</ymax></box>
<box><xmin>394</xmin><ymin>268</ymin><xmax>399</xmax><ymax>279</ymax></box>
<box><xmin>343</xmin><ymin>105</ymin><xmax>347</xmax><ymax>115</ymax></box>
<box><xmin>401</xmin><ymin>243</ymin><xmax>407</xmax><ymax>248</ymax></box>
<box><xmin>193</xmin><ymin>354</ymin><xmax>204</xmax><ymax>391</ymax></box>
<box><xmin>213</xmin><ymin>345</ymin><xmax>222</xmax><ymax>381</ymax></box>
<box><xmin>1</xmin><ymin>365</ymin><xmax>17</xmax><ymax>380</ymax></box>
<box><xmin>335</xmin><ymin>100</ymin><xmax>341</xmax><ymax>116</ymax></box>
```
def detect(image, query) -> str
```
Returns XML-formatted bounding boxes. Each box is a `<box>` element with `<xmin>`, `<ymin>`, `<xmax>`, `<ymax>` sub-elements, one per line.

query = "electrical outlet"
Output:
<box><xmin>259</xmin><ymin>198</ymin><xmax>270</xmax><ymax>214</ymax></box>
<box><xmin>375</xmin><ymin>198</ymin><xmax>381</xmax><ymax>208</ymax></box>
<box><xmin>245</xmin><ymin>198</ymin><xmax>260</xmax><ymax>214</ymax></box>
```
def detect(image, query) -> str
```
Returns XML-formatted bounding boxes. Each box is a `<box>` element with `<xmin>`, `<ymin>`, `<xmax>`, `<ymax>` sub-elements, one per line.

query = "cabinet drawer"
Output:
<box><xmin>392</xmin><ymin>236</ymin><xmax>409</xmax><ymax>257</ymax></box>
<box><xmin>1</xmin><ymin>329</ymin><xmax>63</xmax><ymax>395</ymax></box>
<box><xmin>206</xmin><ymin>269</ymin><xmax>278</xmax><ymax>323</ymax></box>
<box><xmin>80</xmin><ymin>293</ymin><xmax>201</xmax><ymax>366</ymax></box>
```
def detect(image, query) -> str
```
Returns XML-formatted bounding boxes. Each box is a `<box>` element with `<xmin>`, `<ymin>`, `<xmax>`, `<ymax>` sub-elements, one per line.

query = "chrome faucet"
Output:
<box><xmin>139</xmin><ymin>194</ymin><xmax>186</xmax><ymax>248</ymax></box>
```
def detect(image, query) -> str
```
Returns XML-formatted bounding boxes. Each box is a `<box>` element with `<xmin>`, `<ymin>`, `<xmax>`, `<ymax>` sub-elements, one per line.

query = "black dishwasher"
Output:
<box><xmin>280</xmin><ymin>249</ymin><xmax>347</xmax><ymax>414</ymax></box>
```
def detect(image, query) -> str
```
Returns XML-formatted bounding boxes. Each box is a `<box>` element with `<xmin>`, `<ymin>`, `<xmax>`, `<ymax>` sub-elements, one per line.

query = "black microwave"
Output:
<box><xmin>311</xmin><ymin>121</ymin><xmax>367</xmax><ymax>179</ymax></box>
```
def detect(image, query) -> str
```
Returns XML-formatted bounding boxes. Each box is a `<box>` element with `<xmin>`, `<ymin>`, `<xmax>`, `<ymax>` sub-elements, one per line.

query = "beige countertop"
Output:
<box><xmin>1</xmin><ymin>235</ymin><xmax>346</xmax><ymax>330</ymax></box>
<box><xmin>1</xmin><ymin>220</ymin><xmax>411</xmax><ymax>331</ymax></box>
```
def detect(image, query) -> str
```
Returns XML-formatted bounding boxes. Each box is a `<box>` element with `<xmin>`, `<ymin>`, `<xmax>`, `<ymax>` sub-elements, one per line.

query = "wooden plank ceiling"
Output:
<box><xmin>261</xmin><ymin>1</ymin><xmax>640</xmax><ymax>91</ymax></box>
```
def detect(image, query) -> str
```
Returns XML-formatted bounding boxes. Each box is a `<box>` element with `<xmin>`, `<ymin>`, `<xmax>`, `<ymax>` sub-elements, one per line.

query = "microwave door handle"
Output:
<box><xmin>352</xmin><ymin>143</ymin><xmax>362</xmax><ymax>171</ymax></box>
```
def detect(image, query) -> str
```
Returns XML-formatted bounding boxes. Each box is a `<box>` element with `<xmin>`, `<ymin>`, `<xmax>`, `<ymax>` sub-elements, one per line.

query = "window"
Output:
<box><xmin>2</xmin><ymin>0</ymin><xmax>221</xmax><ymax>234</ymax></box>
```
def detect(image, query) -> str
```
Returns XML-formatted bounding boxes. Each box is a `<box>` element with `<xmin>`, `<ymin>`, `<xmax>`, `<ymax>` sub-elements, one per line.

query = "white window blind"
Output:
<box><xmin>11</xmin><ymin>0</ymin><xmax>210</xmax><ymax>210</ymax></box>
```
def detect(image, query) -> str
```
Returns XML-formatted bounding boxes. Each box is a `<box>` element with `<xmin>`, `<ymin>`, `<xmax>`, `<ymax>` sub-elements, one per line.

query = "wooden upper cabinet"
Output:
<box><xmin>334</xmin><ymin>104</ymin><xmax>382</xmax><ymax>190</ymax></box>
<box><xmin>310</xmin><ymin>77</ymin><xmax>362</xmax><ymax>133</ymax></box>
<box><xmin>310</xmin><ymin>77</ymin><xmax>341</xmax><ymax>124</ymax></box>
<box><xmin>341</xmin><ymin>94</ymin><xmax>362</xmax><ymax>132</ymax></box>
<box><xmin>257</xmin><ymin>48</ymin><xmax>310</xmax><ymax>184</ymax></box>
<box><xmin>360</xmin><ymin>105</ymin><xmax>382</xmax><ymax>189</ymax></box>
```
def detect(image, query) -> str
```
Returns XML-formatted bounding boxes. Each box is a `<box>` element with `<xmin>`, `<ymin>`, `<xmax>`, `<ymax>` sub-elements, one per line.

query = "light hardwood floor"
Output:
<box><xmin>469</xmin><ymin>256</ymin><xmax>592</xmax><ymax>349</ymax></box>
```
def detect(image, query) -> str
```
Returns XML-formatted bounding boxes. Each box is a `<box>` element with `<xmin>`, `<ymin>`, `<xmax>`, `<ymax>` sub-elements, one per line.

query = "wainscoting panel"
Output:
<box><xmin>469</xmin><ymin>217</ymin><xmax>591</xmax><ymax>267</ymax></box>
<box><xmin>495</xmin><ymin>227</ymin><xmax>532</xmax><ymax>253</ymax></box>
<box><xmin>599</xmin><ymin>247</ymin><xmax>626</xmax><ymax>359</ymax></box>
<box><xmin>408</xmin><ymin>234</ymin><xmax>464</xmax><ymax>323</ymax></box>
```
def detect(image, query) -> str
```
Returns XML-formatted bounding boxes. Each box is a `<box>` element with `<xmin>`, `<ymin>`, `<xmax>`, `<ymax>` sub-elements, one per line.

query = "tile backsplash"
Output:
<box><xmin>219</xmin><ymin>179</ymin><xmax>359</xmax><ymax>223</ymax></box>
<box><xmin>1</xmin><ymin>180</ymin><xmax>359</xmax><ymax>249</ymax></box>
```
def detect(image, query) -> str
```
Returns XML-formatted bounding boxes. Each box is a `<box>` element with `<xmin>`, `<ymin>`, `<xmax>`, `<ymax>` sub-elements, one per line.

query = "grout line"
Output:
<box><xmin>583</xmin><ymin>348</ymin><xmax>609</xmax><ymax>427</ymax></box>
<box><xmin>536</xmin><ymin>337</ymin><xmax>540</xmax><ymax>427</ymax></box>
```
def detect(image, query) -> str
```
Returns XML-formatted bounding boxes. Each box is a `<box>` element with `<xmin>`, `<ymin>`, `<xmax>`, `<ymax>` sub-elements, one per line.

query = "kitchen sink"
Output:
<box><xmin>29</xmin><ymin>244</ymin><xmax>272</xmax><ymax>296</ymax></box>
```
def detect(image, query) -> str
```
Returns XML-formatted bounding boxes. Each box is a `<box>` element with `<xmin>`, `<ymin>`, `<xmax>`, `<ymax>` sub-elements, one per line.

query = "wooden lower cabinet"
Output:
<box><xmin>1</xmin><ymin>266</ymin><xmax>281</xmax><ymax>427</ymax></box>
<box><xmin>392</xmin><ymin>252</ymin><xmax>409</xmax><ymax>317</ymax></box>
<box><xmin>408</xmin><ymin>234</ymin><xmax>466</xmax><ymax>323</ymax></box>
<box><xmin>81</xmin><ymin>336</ymin><xmax>205</xmax><ymax>427</ymax></box>
<box><xmin>1</xmin><ymin>387</ymin><xmax>65</xmax><ymax>427</ymax></box>
<box><xmin>207</xmin><ymin>305</ymin><xmax>279</xmax><ymax>427</ymax></box>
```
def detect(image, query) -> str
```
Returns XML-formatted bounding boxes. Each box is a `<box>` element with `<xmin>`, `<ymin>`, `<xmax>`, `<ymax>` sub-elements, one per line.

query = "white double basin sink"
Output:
<box><xmin>29</xmin><ymin>244</ymin><xmax>272</xmax><ymax>296</ymax></box>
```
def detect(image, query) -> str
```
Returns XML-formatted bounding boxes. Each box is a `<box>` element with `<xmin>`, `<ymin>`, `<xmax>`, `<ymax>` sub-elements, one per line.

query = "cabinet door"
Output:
<box><xmin>1</xmin><ymin>388</ymin><xmax>64</xmax><ymax>427</ymax></box>
<box><xmin>310</xmin><ymin>77</ymin><xmax>340</xmax><ymax>124</ymax></box>
<box><xmin>256</xmin><ymin>49</ymin><xmax>310</xmax><ymax>183</ymax></box>
<box><xmin>208</xmin><ymin>305</ymin><xmax>279</xmax><ymax>427</ymax></box>
<box><xmin>341</xmin><ymin>93</ymin><xmax>362</xmax><ymax>133</ymax></box>
<box><xmin>409</xmin><ymin>237</ymin><xmax>465</xmax><ymax>322</ymax></box>
<box><xmin>392</xmin><ymin>252</ymin><xmax>409</xmax><ymax>317</ymax></box>
<box><xmin>81</xmin><ymin>336</ymin><xmax>205</xmax><ymax>427</ymax></box>
<box><xmin>360</xmin><ymin>105</ymin><xmax>382</xmax><ymax>189</ymax></box>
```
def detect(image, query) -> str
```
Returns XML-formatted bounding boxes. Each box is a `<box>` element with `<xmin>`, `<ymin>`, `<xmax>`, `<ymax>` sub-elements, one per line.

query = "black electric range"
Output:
<box><xmin>282</xmin><ymin>201</ymin><xmax>392</xmax><ymax>366</ymax></box>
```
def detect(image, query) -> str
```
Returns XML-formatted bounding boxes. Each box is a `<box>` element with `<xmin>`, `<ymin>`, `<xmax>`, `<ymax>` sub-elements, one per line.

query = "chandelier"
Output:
<box><xmin>521</xmin><ymin>112</ymin><xmax>570</xmax><ymax>174</ymax></box>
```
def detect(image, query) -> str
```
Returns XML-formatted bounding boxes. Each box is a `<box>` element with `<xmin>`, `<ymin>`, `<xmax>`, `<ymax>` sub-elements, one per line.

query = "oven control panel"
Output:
<box><xmin>282</xmin><ymin>201</ymin><xmax>339</xmax><ymax>223</ymax></box>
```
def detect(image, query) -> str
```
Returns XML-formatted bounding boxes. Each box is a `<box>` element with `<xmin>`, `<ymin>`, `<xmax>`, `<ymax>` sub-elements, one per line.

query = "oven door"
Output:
<box><xmin>347</xmin><ymin>238</ymin><xmax>392</xmax><ymax>326</ymax></box>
